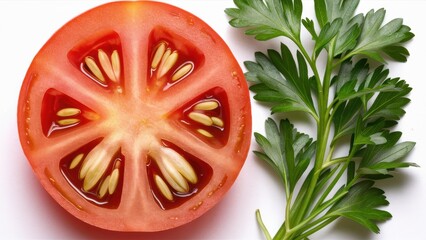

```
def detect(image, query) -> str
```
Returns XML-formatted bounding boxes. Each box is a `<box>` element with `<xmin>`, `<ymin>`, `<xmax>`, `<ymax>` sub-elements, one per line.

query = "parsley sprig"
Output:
<box><xmin>226</xmin><ymin>0</ymin><xmax>416</xmax><ymax>239</ymax></box>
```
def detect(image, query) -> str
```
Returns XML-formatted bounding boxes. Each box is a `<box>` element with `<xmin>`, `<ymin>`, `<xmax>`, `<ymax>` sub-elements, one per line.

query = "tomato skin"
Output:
<box><xmin>17</xmin><ymin>1</ymin><xmax>251</xmax><ymax>232</ymax></box>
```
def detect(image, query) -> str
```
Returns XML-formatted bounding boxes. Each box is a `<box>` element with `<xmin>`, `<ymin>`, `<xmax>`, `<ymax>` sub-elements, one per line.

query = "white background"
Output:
<box><xmin>1</xmin><ymin>1</ymin><xmax>425</xmax><ymax>239</ymax></box>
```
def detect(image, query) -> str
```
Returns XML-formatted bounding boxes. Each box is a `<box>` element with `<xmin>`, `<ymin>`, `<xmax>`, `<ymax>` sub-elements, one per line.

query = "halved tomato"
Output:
<box><xmin>17</xmin><ymin>1</ymin><xmax>251</xmax><ymax>231</ymax></box>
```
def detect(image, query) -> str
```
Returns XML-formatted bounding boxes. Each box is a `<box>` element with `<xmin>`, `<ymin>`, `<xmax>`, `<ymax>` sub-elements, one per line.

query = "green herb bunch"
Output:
<box><xmin>225</xmin><ymin>0</ymin><xmax>417</xmax><ymax>239</ymax></box>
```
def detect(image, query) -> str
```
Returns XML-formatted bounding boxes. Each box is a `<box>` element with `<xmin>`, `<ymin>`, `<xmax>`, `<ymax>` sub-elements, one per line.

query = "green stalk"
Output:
<box><xmin>290</xmin><ymin>38</ymin><xmax>337</xmax><ymax>230</ymax></box>
<box><xmin>285</xmin><ymin>191</ymin><xmax>294</xmax><ymax>232</ymax></box>
<box><xmin>293</xmin><ymin>216</ymin><xmax>338</xmax><ymax>240</ymax></box>
<box><xmin>279</xmin><ymin>188</ymin><xmax>347</xmax><ymax>239</ymax></box>
<box><xmin>256</xmin><ymin>210</ymin><xmax>273</xmax><ymax>240</ymax></box>
<box><xmin>310</xmin><ymin>164</ymin><xmax>344</xmax><ymax>212</ymax></box>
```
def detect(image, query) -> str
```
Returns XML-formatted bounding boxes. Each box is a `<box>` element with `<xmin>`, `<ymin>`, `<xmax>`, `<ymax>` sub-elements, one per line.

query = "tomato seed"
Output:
<box><xmin>171</xmin><ymin>62</ymin><xmax>193</xmax><ymax>81</ymax></box>
<box><xmin>98</xmin><ymin>175</ymin><xmax>111</xmax><ymax>198</ymax></box>
<box><xmin>151</xmin><ymin>42</ymin><xmax>167</xmax><ymax>69</ymax></box>
<box><xmin>194</xmin><ymin>101</ymin><xmax>219</xmax><ymax>111</ymax></box>
<box><xmin>84</xmin><ymin>56</ymin><xmax>105</xmax><ymax>83</ymax></box>
<box><xmin>155</xmin><ymin>174</ymin><xmax>173</xmax><ymax>201</ymax></box>
<box><xmin>188</xmin><ymin>112</ymin><xmax>213</xmax><ymax>126</ymax></box>
<box><xmin>158</xmin><ymin>50</ymin><xmax>178</xmax><ymax>78</ymax></box>
<box><xmin>69</xmin><ymin>153</ymin><xmax>84</xmax><ymax>169</ymax></box>
<box><xmin>111</xmin><ymin>50</ymin><xmax>121</xmax><ymax>81</ymax></box>
<box><xmin>80</xmin><ymin>144</ymin><xmax>116</xmax><ymax>191</ymax></box>
<box><xmin>108</xmin><ymin>168</ymin><xmax>119</xmax><ymax>195</ymax></box>
<box><xmin>162</xmin><ymin>159</ymin><xmax>189</xmax><ymax>193</ymax></box>
<box><xmin>56</xmin><ymin>108</ymin><xmax>81</xmax><ymax>117</ymax></box>
<box><xmin>57</xmin><ymin>118</ymin><xmax>80</xmax><ymax>126</ymax></box>
<box><xmin>98</xmin><ymin>49</ymin><xmax>117</xmax><ymax>82</ymax></box>
<box><xmin>162</xmin><ymin>147</ymin><xmax>198</xmax><ymax>184</ymax></box>
<box><xmin>197</xmin><ymin>129</ymin><xmax>213</xmax><ymax>138</ymax></box>
<box><xmin>211</xmin><ymin>116</ymin><xmax>224</xmax><ymax>127</ymax></box>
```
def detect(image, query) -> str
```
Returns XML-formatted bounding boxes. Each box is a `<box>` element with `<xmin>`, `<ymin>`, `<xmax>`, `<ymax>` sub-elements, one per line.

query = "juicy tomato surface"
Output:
<box><xmin>17</xmin><ymin>1</ymin><xmax>251</xmax><ymax>231</ymax></box>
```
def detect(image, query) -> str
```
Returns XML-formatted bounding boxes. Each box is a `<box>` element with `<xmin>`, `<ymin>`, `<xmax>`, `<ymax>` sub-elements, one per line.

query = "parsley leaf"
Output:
<box><xmin>327</xmin><ymin>180</ymin><xmax>392</xmax><ymax>233</ymax></box>
<box><xmin>346</xmin><ymin>8</ymin><xmax>414</xmax><ymax>62</ymax></box>
<box><xmin>225</xmin><ymin>0</ymin><xmax>302</xmax><ymax>41</ymax></box>
<box><xmin>245</xmin><ymin>44</ymin><xmax>317</xmax><ymax>118</ymax></box>
<box><xmin>255</xmin><ymin>119</ymin><xmax>315</xmax><ymax>192</ymax></box>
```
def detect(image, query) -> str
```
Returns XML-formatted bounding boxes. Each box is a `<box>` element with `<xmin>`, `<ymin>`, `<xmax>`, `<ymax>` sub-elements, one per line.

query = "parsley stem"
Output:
<box><xmin>312</xmin><ymin>164</ymin><xmax>346</xmax><ymax>212</ymax></box>
<box><xmin>285</xmin><ymin>191</ymin><xmax>293</xmax><ymax>231</ymax></box>
<box><xmin>321</xmin><ymin>156</ymin><xmax>348</xmax><ymax>169</ymax></box>
<box><xmin>293</xmin><ymin>216</ymin><xmax>338</xmax><ymax>240</ymax></box>
<box><xmin>290</xmin><ymin>37</ymin><xmax>337</xmax><ymax>231</ymax></box>
<box><xmin>282</xmin><ymin>189</ymin><xmax>346</xmax><ymax>239</ymax></box>
<box><xmin>256</xmin><ymin>209</ymin><xmax>273</xmax><ymax>240</ymax></box>
<box><xmin>294</xmin><ymin>40</ymin><xmax>323</xmax><ymax>110</ymax></box>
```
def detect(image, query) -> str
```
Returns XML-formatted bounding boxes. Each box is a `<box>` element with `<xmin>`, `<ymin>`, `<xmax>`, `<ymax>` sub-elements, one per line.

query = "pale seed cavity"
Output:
<box><xmin>189</xmin><ymin>100</ymin><xmax>224</xmax><ymax>138</ymax></box>
<box><xmin>57</xmin><ymin>108</ymin><xmax>81</xmax><ymax>117</ymax></box>
<box><xmin>84</xmin><ymin>48</ymin><xmax>121</xmax><ymax>84</ymax></box>
<box><xmin>171</xmin><ymin>63</ymin><xmax>193</xmax><ymax>81</ymax></box>
<box><xmin>153</xmin><ymin>146</ymin><xmax>198</xmax><ymax>200</ymax></box>
<box><xmin>188</xmin><ymin>112</ymin><xmax>213</xmax><ymax>126</ymax></box>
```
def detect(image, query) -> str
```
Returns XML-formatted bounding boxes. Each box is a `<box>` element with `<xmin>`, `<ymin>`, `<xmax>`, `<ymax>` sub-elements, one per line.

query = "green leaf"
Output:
<box><xmin>250</xmin><ymin>83</ymin><xmax>286</xmax><ymax>102</ymax></box>
<box><xmin>356</xmin><ymin>131</ymin><xmax>417</xmax><ymax>176</ymax></box>
<box><xmin>374</xmin><ymin>142</ymin><xmax>416</xmax><ymax>165</ymax></box>
<box><xmin>354</xmin><ymin>118</ymin><xmax>387</xmax><ymax>146</ymax></box>
<box><xmin>333</xmin><ymin>60</ymin><xmax>395</xmax><ymax>102</ymax></box>
<box><xmin>382</xmin><ymin>45</ymin><xmax>410</xmax><ymax>62</ymax></box>
<box><xmin>225</xmin><ymin>0</ymin><xmax>303</xmax><ymax>41</ymax></box>
<box><xmin>254</xmin><ymin>119</ymin><xmax>315</xmax><ymax>192</ymax></box>
<box><xmin>334</xmin><ymin>59</ymin><xmax>369</xmax><ymax>93</ymax></box>
<box><xmin>364</xmin><ymin>78</ymin><xmax>412</xmax><ymax>121</ymax></box>
<box><xmin>254</xmin><ymin>120</ymin><xmax>286</xmax><ymax>184</ymax></box>
<box><xmin>244</xmin><ymin>46</ymin><xmax>317</xmax><ymax>118</ymax></box>
<box><xmin>314</xmin><ymin>0</ymin><xmax>327</xmax><ymax>28</ymax></box>
<box><xmin>328</xmin><ymin>181</ymin><xmax>392</xmax><ymax>233</ymax></box>
<box><xmin>333</xmin><ymin>98</ymin><xmax>362</xmax><ymax>141</ymax></box>
<box><xmin>348</xmin><ymin>9</ymin><xmax>414</xmax><ymax>62</ymax></box>
<box><xmin>314</xmin><ymin>18</ymin><xmax>343</xmax><ymax>57</ymax></box>
<box><xmin>271</xmin><ymin>100</ymin><xmax>310</xmax><ymax>114</ymax></box>
<box><xmin>334</xmin><ymin>19</ymin><xmax>362</xmax><ymax>56</ymax></box>
<box><xmin>359</xmin><ymin>65</ymin><xmax>389</xmax><ymax>104</ymax></box>
<box><xmin>302</xmin><ymin>18</ymin><xmax>318</xmax><ymax>40</ymax></box>
<box><xmin>332</xmin><ymin>60</ymin><xmax>396</xmax><ymax>142</ymax></box>
<box><xmin>314</xmin><ymin>0</ymin><xmax>362</xmax><ymax>56</ymax></box>
<box><xmin>347</xmin><ymin>161</ymin><xmax>355</xmax><ymax>184</ymax></box>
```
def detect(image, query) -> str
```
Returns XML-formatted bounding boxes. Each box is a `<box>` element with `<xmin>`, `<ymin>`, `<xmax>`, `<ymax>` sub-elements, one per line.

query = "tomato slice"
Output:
<box><xmin>17</xmin><ymin>1</ymin><xmax>251</xmax><ymax>232</ymax></box>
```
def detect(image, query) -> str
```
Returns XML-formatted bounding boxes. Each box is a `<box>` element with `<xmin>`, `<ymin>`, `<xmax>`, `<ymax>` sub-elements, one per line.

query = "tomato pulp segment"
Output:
<box><xmin>17</xmin><ymin>1</ymin><xmax>251</xmax><ymax>232</ymax></box>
